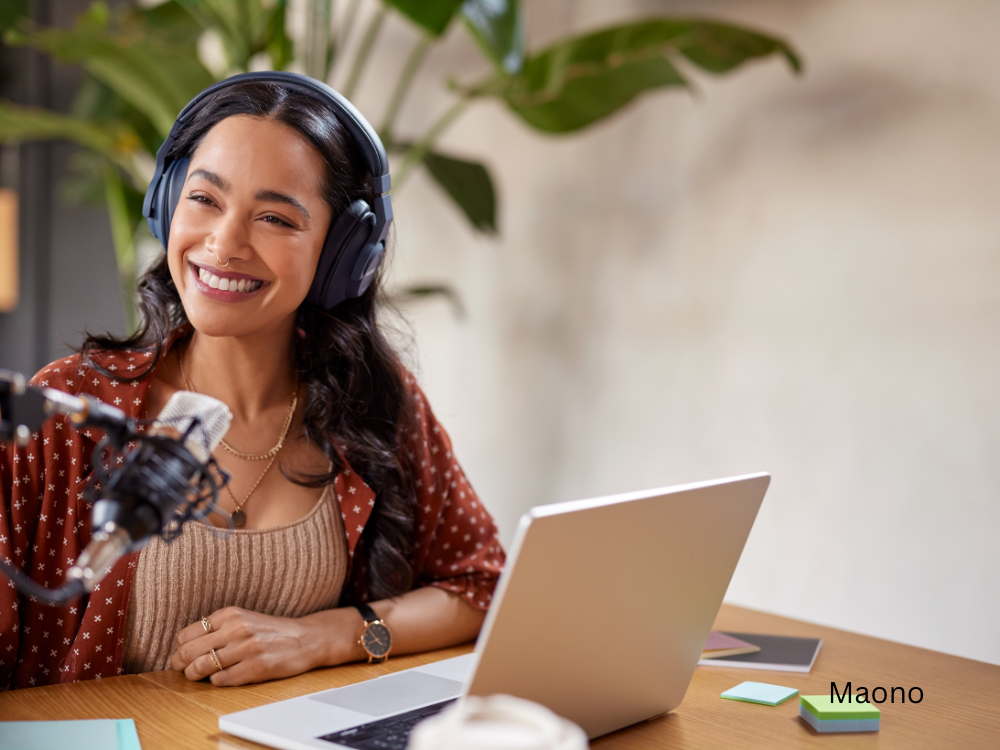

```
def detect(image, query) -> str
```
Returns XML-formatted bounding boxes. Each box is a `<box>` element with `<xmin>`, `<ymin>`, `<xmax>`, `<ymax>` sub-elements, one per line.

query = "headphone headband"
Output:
<box><xmin>142</xmin><ymin>71</ymin><xmax>393</xmax><ymax>310</ymax></box>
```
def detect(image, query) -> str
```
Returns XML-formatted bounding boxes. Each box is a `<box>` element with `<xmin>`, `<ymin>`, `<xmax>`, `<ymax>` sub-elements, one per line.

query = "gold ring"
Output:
<box><xmin>214</xmin><ymin>253</ymin><xmax>230</xmax><ymax>268</ymax></box>
<box><xmin>210</xmin><ymin>648</ymin><xmax>223</xmax><ymax>673</ymax></box>
<box><xmin>201</xmin><ymin>616</ymin><xmax>213</xmax><ymax>634</ymax></box>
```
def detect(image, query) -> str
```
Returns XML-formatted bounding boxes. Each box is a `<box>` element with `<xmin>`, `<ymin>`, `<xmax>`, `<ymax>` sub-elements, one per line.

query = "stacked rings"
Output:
<box><xmin>201</xmin><ymin>616</ymin><xmax>214</xmax><ymax>634</ymax></box>
<box><xmin>210</xmin><ymin>648</ymin><xmax>224</xmax><ymax>672</ymax></box>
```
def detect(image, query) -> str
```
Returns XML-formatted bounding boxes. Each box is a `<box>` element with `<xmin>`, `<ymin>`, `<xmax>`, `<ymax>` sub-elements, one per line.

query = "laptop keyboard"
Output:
<box><xmin>317</xmin><ymin>699</ymin><xmax>456</xmax><ymax>749</ymax></box>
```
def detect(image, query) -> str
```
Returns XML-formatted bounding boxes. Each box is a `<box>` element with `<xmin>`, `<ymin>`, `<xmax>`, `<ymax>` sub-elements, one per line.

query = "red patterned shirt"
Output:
<box><xmin>0</xmin><ymin>343</ymin><xmax>504</xmax><ymax>689</ymax></box>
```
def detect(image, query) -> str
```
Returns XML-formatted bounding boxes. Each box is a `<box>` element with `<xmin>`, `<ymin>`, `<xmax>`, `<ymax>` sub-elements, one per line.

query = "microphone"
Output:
<box><xmin>67</xmin><ymin>391</ymin><xmax>232</xmax><ymax>591</ymax></box>
<box><xmin>0</xmin><ymin>388</ymin><xmax>232</xmax><ymax>604</ymax></box>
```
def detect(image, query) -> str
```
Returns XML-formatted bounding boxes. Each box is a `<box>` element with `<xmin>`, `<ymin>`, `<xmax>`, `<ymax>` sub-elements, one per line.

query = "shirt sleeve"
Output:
<box><xmin>0</xmin><ymin>440</ymin><xmax>20</xmax><ymax>689</ymax></box>
<box><xmin>401</xmin><ymin>373</ymin><xmax>505</xmax><ymax>611</ymax></box>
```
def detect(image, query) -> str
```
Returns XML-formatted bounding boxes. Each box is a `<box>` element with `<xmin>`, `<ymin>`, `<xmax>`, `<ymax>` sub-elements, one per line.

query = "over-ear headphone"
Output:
<box><xmin>141</xmin><ymin>71</ymin><xmax>393</xmax><ymax>310</ymax></box>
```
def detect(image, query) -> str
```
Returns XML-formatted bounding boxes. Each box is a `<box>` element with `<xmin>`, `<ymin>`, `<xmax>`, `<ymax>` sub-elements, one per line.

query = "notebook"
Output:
<box><xmin>698</xmin><ymin>632</ymin><xmax>822</xmax><ymax>673</ymax></box>
<box><xmin>701</xmin><ymin>631</ymin><xmax>761</xmax><ymax>659</ymax></box>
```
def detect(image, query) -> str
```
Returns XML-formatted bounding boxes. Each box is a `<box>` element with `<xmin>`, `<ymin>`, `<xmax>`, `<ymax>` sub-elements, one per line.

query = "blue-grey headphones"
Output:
<box><xmin>141</xmin><ymin>71</ymin><xmax>393</xmax><ymax>309</ymax></box>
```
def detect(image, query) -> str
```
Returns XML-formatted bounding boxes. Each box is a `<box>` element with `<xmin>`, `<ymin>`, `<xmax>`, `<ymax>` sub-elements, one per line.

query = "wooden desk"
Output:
<box><xmin>1</xmin><ymin>605</ymin><xmax>997</xmax><ymax>749</ymax></box>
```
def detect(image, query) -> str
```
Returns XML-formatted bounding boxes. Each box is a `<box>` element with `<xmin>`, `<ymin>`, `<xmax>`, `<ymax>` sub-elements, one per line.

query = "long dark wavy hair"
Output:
<box><xmin>81</xmin><ymin>82</ymin><xmax>416</xmax><ymax>603</ymax></box>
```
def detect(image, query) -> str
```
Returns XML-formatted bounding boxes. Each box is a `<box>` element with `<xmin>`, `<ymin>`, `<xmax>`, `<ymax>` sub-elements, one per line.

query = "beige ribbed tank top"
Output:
<box><xmin>122</xmin><ymin>484</ymin><xmax>348</xmax><ymax>674</ymax></box>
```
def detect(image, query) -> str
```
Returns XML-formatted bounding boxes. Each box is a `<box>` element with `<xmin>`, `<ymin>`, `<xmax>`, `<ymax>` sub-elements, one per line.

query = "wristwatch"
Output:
<box><xmin>355</xmin><ymin>603</ymin><xmax>392</xmax><ymax>663</ymax></box>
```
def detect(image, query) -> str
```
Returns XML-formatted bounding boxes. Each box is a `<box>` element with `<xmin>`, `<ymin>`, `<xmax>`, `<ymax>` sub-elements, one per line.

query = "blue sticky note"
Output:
<box><xmin>116</xmin><ymin>719</ymin><xmax>142</xmax><ymax>750</ymax></box>
<box><xmin>721</xmin><ymin>681</ymin><xmax>799</xmax><ymax>706</ymax></box>
<box><xmin>0</xmin><ymin>719</ymin><xmax>141</xmax><ymax>750</ymax></box>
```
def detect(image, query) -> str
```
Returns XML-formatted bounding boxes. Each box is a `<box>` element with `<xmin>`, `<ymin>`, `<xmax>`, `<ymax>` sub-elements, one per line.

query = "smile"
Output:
<box><xmin>197</xmin><ymin>267</ymin><xmax>262</xmax><ymax>292</ymax></box>
<box><xmin>189</xmin><ymin>262</ymin><xmax>268</xmax><ymax>301</ymax></box>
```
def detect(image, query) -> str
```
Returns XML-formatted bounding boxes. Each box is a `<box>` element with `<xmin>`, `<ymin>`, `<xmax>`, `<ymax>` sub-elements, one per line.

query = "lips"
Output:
<box><xmin>188</xmin><ymin>261</ymin><xmax>268</xmax><ymax>302</ymax></box>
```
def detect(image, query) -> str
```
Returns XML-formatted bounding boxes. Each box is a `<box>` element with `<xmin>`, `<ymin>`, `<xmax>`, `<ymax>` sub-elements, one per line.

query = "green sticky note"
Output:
<box><xmin>800</xmin><ymin>695</ymin><xmax>881</xmax><ymax>721</ymax></box>
<box><xmin>721</xmin><ymin>681</ymin><xmax>799</xmax><ymax>706</ymax></box>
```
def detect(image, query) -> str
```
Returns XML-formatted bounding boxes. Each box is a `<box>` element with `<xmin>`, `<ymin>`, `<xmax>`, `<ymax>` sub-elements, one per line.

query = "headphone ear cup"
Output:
<box><xmin>151</xmin><ymin>156</ymin><xmax>189</xmax><ymax>250</ymax></box>
<box><xmin>308</xmin><ymin>199</ymin><xmax>377</xmax><ymax>309</ymax></box>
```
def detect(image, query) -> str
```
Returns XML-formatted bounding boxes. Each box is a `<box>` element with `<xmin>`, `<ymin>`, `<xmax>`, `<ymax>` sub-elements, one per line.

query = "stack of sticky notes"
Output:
<box><xmin>0</xmin><ymin>718</ymin><xmax>141</xmax><ymax>749</ymax></box>
<box><xmin>799</xmin><ymin>695</ymin><xmax>880</xmax><ymax>733</ymax></box>
<box><xmin>721</xmin><ymin>681</ymin><xmax>799</xmax><ymax>706</ymax></box>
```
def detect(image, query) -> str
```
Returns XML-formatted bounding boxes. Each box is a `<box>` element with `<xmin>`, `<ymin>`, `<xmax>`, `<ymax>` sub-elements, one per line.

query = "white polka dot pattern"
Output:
<box><xmin>0</xmin><ymin>338</ymin><xmax>505</xmax><ymax>689</ymax></box>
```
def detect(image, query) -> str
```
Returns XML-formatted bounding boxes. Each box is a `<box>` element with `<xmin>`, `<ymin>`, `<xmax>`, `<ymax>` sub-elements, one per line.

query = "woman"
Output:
<box><xmin>0</xmin><ymin>76</ymin><xmax>504</xmax><ymax>689</ymax></box>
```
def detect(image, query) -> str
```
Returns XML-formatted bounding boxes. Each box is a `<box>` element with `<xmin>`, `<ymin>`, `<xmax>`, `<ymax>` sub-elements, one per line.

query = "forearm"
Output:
<box><xmin>306</xmin><ymin>585</ymin><xmax>486</xmax><ymax>668</ymax></box>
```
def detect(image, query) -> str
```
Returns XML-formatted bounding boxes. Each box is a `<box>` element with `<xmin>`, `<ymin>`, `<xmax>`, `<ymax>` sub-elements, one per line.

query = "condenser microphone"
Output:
<box><xmin>0</xmin><ymin>390</ymin><xmax>232</xmax><ymax>604</ymax></box>
<box><xmin>67</xmin><ymin>391</ymin><xmax>233</xmax><ymax>591</ymax></box>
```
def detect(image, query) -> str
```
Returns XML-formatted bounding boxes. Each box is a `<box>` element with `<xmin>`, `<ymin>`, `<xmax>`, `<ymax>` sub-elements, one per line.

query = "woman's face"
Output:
<box><xmin>167</xmin><ymin>115</ymin><xmax>333</xmax><ymax>338</ymax></box>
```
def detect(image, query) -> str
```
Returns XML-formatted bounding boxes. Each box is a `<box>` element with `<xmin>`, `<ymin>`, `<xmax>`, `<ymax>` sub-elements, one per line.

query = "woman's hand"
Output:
<box><xmin>170</xmin><ymin>587</ymin><xmax>486</xmax><ymax>687</ymax></box>
<box><xmin>169</xmin><ymin>606</ymin><xmax>363</xmax><ymax>686</ymax></box>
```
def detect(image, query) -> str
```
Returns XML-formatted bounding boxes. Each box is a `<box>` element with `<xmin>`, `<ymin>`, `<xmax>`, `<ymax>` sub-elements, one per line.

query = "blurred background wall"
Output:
<box><xmin>2</xmin><ymin>0</ymin><xmax>998</xmax><ymax>665</ymax></box>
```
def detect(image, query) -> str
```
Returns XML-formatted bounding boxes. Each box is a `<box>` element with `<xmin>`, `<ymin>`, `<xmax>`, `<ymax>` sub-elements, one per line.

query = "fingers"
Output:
<box><xmin>183</xmin><ymin>645</ymin><xmax>233</xmax><ymax>682</ymax></box>
<box><xmin>209</xmin><ymin>658</ymin><xmax>257</xmax><ymax>687</ymax></box>
<box><xmin>170</xmin><ymin>629</ymin><xmax>228</xmax><ymax>671</ymax></box>
<box><xmin>175</xmin><ymin>606</ymin><xmax>243</xmax><ymax>647</ymax></box>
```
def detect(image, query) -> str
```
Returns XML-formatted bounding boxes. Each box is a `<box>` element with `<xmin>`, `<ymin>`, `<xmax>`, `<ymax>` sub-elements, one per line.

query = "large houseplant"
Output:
<box><xmin>0</xmin><ymin>0</ymin><xmax>800</xmax><ymax>329</ymax></box>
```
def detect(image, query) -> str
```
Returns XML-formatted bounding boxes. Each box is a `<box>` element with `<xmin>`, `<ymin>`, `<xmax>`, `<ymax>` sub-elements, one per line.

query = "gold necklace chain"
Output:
<box><xmin>177</xmin><ymin>345</ymin><xmax>298</xmax><ymax>528</ymax></box>
<box><xmin>178</xmin><ymin>346</ymin><xmax>297</xmax><ymax>460</ymax></box>
<box><xmin>223</xmin><ymin>453</ymin><xmax>277</xmax><ymax>528</ymax></box>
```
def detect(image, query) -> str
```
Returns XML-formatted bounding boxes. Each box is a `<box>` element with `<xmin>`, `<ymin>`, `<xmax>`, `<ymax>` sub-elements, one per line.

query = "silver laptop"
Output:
<box><xmin>220</xmin><ymin>473</ymin><xmax>770</xmax><ymax>749</ymax></box>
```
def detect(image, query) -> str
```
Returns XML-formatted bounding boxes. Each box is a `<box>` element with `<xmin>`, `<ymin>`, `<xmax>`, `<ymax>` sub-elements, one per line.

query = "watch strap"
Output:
<box><xmin>355</xmin><ymin>603</ymin><xmax>380</xmax><ymax>624</ymax></box>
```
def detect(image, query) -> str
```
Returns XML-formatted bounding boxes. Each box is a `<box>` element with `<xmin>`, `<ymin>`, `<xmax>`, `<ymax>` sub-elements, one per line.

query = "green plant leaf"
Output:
<box><xmin>0</xmin><ymin>0</ymin><xmax>29</xmax><ymax>31</ymax></box>
<box><xmin>0</xmin><ymin>98</ymin><xmax>149</xmax><ymax>188</ymax></box>
<box><xmin>383</xmin><ymin>0</ymin><xmax>464</xmax><ymax>37</ymax></box>
<box><xmin>462</xmin><ymin>0</ymin><xmax>523</xmax><ymax>74</ymax></box>
<box><xmin>177</xmin><ymin>0</ymin><xmax>291</xmax><ymax>72</ymax></box>
<box><xmin>132</xmin><ymin>0</ymin><xmax>203</xmax><ymax>47</ymax></box>
<box><xmin>7</xmin><ymin>16</ymin><xmax>214</xmax><ymax>137</ymax></box>
<box><xmin>0</xmin><ymin>99</ymin><xmax>132</xmax><ymax>159</ymax></box>
<box><xmin>423</xmin><ymin>150</ymin><xmax>497</xmax><ymax>234</ymax></box>
<box><xmin>392</xmin><ymin>283</ymin><xmax>467</xmax><ymax>318</ymax></box>
<box><xmin>491</xmin><ymin>18</ymin><xmax>800</xmax><ymax>133</ymax></box>
<box><xmin>265</xmin><ymin>0</ymin><xmax>294</xmax><ymax>70</ymax></box>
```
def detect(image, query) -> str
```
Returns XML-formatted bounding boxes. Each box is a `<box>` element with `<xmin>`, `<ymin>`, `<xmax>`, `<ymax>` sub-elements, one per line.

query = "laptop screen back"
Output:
<box><xmin>467</xmin><ymin>473</ymin><xmax>769</xmax><ymax>738</ymax></box>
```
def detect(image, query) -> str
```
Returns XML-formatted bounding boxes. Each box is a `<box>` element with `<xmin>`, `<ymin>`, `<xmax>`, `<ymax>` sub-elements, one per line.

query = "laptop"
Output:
<box><xmin>220</xmin><ymin>473</ymin><xmax>770</xmax><ymax>749</ymax></box>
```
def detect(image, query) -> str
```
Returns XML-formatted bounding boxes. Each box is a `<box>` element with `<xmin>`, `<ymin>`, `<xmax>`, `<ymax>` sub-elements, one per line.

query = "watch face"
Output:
<box><xmin>362</xmin><ymin>622</ymin><xmax>392</xmax><ymax>658</ymax></box>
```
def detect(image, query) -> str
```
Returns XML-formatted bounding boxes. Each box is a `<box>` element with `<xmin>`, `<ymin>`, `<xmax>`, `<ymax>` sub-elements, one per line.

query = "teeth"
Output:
<box><xmin>197</xmin><ymin>266</ymin><xmax>261</xmax><ymax>293</ymax></box>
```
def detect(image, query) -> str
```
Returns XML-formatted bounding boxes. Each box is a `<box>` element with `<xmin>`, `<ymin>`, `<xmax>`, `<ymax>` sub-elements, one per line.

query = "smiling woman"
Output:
<box><xmin>0</xmin><ymin>76</ymin><xmax>505</xmax><ymax>690</ymax></box>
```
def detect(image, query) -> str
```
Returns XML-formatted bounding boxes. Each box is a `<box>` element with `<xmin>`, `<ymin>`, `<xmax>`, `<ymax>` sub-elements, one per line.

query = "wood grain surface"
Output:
<box><xmin>1</xmin><ymin>605</ymin><xmax>997</xmax><ymax>749</ymax></box>
<box><xmin>590</xmin><ymin>605</ymin><xmax>1000</xmax><ymax>750</ymax></box>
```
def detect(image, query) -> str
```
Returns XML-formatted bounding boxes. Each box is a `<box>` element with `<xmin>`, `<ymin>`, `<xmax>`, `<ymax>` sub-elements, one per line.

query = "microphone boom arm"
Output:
<box><xmin>1</xmin><ymin>367</ymin><xmax>230</xmax><ymax>605</ymax></box>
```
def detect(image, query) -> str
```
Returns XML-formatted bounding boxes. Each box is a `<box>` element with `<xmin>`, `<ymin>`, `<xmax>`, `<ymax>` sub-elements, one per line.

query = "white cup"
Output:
<box><xmin>407</xmin><ymin>694</ymin><xmax>589</xmax><ymax>750</ymax></box>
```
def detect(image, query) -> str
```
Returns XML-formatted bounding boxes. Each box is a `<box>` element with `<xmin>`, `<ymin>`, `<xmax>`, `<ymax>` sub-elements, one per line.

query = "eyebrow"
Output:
<box><xmin>187</xmin><ymin>168</ymin><xmax>229</xmax><ymax>191</ymax></box>
<box><xmin>255</xmin><ymin>189</ymin><xmax>311</xmax><ymax>221</ymax></box>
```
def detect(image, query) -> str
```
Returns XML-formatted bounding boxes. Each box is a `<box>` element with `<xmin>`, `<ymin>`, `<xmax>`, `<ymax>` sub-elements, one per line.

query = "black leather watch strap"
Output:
<box><xmin>355</xmin><ymin>603</ymin><xmax>380</xmax><ymax>624</ymax></box>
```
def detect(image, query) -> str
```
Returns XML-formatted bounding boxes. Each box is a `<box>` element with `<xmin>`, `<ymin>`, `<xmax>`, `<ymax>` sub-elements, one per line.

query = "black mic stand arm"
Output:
<box><xmin>0</xmin><ymin>368</ymin><xmax>227</xmax><ymax>605</ymax></box>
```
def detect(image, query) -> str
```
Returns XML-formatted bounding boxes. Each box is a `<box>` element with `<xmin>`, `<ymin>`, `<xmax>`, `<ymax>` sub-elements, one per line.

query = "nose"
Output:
<box><xmin>205</xmin><ymin>212</ymin><xmax>252</xmax><ymax>267</ymax></box>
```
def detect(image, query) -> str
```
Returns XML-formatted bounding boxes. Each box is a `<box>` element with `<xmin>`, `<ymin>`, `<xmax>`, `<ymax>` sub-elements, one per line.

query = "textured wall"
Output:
<box><xmin>8</xmin><ymin>0</ymin><xmax>998</xmax><ymax>666</ymax></box>
<box><xmin>375</xmin><ymin>1</ymin><xmax>1000</xmax><ymax>665</ymax></box>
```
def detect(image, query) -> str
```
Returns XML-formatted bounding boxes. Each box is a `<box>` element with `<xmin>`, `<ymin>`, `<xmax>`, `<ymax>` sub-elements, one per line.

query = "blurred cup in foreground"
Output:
<box><xmin>408</xmin><ymin>694</ymin><xmax>588</xmax><ymax>750</ymax></box>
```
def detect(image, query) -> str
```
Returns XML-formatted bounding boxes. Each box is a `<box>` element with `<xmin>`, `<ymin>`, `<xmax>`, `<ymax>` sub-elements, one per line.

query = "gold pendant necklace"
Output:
<box><xmin>224</xmin><ymin>452</ymin><xmax>277</xmax><ymax>528</ymax></box>
<box><xmin>178</xmin><ymin>345</ymin><xmax>297</xmax><ymax>528</ymax></box>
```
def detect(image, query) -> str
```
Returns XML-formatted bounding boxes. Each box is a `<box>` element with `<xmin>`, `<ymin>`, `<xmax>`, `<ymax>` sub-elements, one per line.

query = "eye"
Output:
<box><xmin>262</xmin><ymin>214</ymin><xmax>293</xmax><ymax>228</ymax></box>
<box><xmin>186</xmin><ymin>194</ymin><xmax>214</xmax><ymax>206</ymax></box>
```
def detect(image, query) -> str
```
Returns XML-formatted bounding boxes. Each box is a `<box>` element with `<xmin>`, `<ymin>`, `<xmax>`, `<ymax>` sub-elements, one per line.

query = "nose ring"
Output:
<box><xmin>214</xmin><ymin>253</ymin><xmax>230</xmax><ymax>268</ymax></box>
